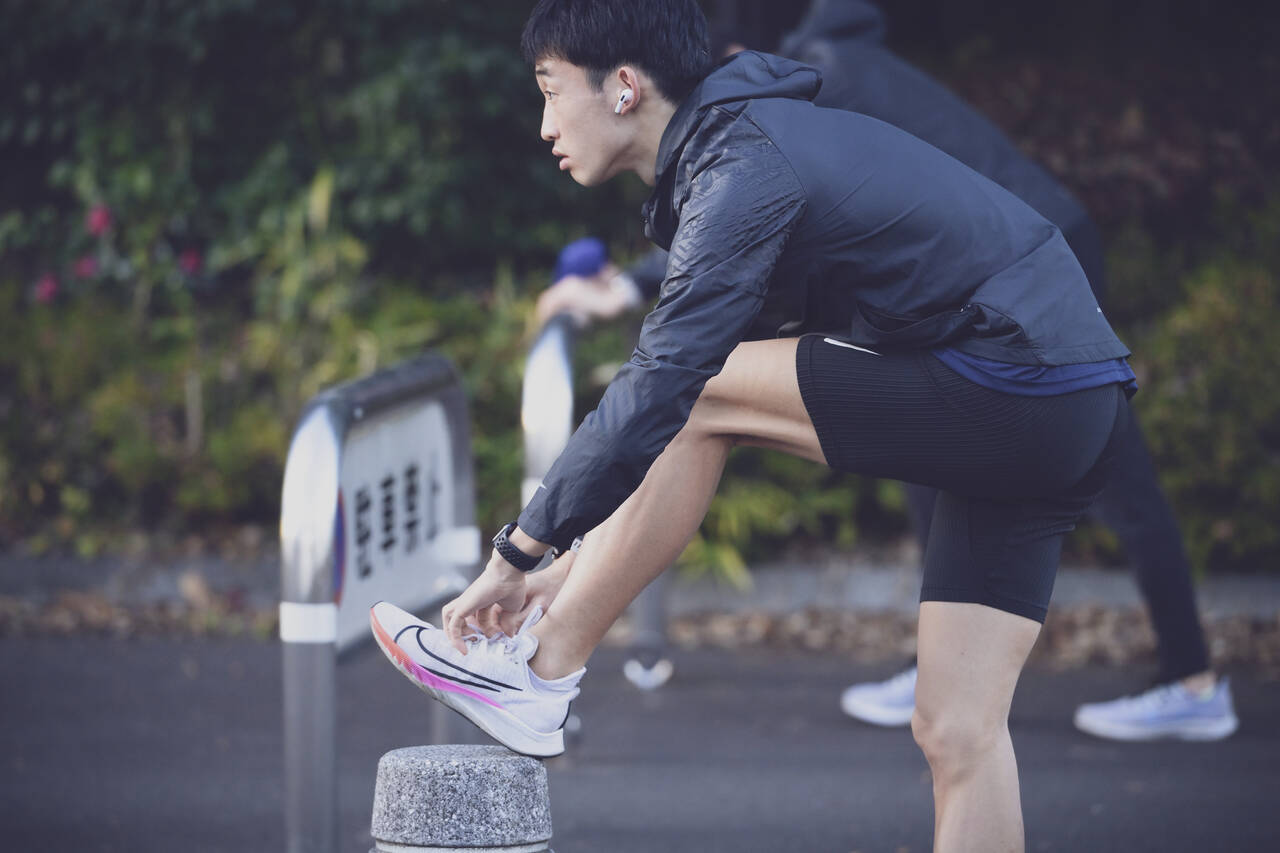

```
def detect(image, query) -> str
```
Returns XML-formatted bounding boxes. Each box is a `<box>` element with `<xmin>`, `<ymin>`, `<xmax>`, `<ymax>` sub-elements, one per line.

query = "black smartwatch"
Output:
<box><xmin>491</xmin><ymin>522</ymin><xmax>545</xmax><ymax>572</ymax></box>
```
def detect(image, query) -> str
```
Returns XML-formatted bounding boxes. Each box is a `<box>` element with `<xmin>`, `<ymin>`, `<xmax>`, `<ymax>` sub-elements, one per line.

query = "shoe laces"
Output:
<box><xmin>462</xmin><ymin>606</ymin><xmax>544</xmax><ymax>658</ymax></box>
<box><xmin>1123</xmin><ymin>682</ymin><xmax>1185</xmax><ymax>711</ymax></box>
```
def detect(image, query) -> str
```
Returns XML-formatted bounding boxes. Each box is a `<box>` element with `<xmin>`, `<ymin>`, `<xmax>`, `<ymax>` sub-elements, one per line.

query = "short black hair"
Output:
<box><xmin>521</xmin><ymin>0</ymin><xmax>714</xmax><ymax>104</ymax></box>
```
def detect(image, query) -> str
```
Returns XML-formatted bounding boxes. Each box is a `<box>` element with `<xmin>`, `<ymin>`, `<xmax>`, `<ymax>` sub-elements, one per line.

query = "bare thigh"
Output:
<box><xmin>915</xmin><ymin>601</ymin><xmax>1042</xmax><ymax>728</ymax></box>
<box><xmin>693</xmin><ymin>338</ymin><xmax>828</xmax><ymax>465</ymax></box>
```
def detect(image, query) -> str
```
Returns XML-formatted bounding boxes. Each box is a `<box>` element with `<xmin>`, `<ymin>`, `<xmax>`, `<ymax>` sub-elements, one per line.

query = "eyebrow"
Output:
<box><xmin>535</xmin><ymin>68</ymin><xmax>550</xmax><ymax>78</ymax></box>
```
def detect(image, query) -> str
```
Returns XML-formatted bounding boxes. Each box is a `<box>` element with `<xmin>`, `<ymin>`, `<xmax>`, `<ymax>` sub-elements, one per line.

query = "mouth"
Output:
<box><xmin>552</xmin><ymin>150</ymin><xmax>570</xmax><ymax>171</ymax></box>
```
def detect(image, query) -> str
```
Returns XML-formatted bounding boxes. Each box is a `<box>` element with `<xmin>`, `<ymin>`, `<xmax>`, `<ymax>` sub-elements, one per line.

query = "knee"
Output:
<box><xmin>911</xmin><ymin>702</ymin><xmax>1005</xmax><ymax>786</ymax></box>
<box><xmin>684</xmin><ymin>381</ymin><xmax>741</xmax><ymax>444</ymax></box>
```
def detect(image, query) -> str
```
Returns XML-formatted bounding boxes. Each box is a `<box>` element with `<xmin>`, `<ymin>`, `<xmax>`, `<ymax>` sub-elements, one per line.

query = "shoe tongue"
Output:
<box><xmin>515</xmin><ymin>630</ymin><xmax>539</xmax><ymax>660</ymax></box>
<box><xmin>515</xmin><ymin>605</ymin><xmax>544</xmax><ymax>637</ymax></box>
<box><xmin>507</xmin><ymin>606</ymin><xmax>543</xmax><ymax>660</ymax></box>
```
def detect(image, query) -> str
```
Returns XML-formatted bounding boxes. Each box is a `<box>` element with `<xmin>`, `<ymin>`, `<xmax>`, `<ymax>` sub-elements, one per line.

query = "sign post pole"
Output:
<box><xmin>280</xmin><ymin>354</ymin><xmax>479</xmax><ymax>853</ymax></box>
<box><xmin>523</xmin><ymin>314</ymin><xmax>673</xmax><ymax>690</ymax></box>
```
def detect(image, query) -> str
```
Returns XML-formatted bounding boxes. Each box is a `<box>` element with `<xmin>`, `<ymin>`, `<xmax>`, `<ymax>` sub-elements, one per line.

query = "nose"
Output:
<box><xmin>540</xmin><ymin>102</ymin><xmax>557</xmax><ymax>143</ymax></box>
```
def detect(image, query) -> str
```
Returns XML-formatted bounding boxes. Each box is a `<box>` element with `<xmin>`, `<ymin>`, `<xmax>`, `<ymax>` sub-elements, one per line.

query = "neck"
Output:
<box><xmin>626</xmin><ymin>99</ymin><xmax>679</xmax><ymax>186</ymax></box>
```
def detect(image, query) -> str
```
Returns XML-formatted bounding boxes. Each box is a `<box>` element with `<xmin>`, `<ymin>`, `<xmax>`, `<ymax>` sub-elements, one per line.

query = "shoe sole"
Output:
<box><xmin>623</xmin><ymin>658</ymin><xmax>674</xmax><ymax>691</ymax></box>
<box><xmin>1073</xmin><ymin>711</ymin><xmax>1239</xmax><ymax>742</ymax></box>
<box><xmin>370</xmin><ymin>608</ymin><xmax>565</xmax><ymax>758</ymax></box>
<box><xmin>840</xmin><ymin>689</ymin><xmax>915</xmax><ymax>727</ymax></box>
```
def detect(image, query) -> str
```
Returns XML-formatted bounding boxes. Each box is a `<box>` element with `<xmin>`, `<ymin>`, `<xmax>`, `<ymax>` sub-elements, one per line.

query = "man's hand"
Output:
<box><xmin>473</xmin><ymin>550</ymin><xmax>575</xmax><ymax>638</ymax></box>
<box><xmin>535</xmin><ymin>265</ymin><xmax>633</xmax><ymax>327</ymax></box>
<box><xmin>441</xmin><ymin>558</ymin><xmax>528</xmax><ymax>654</ymax></box>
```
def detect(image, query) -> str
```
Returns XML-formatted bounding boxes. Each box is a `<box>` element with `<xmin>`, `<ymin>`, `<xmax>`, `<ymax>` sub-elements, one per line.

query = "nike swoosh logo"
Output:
<box><xmin>413</xmin><ymin>628</ymin><xmax>524</xmax><ymax>692</ymax></box>
<box><xmin>823</xmin><ymin>337</ymin><xmax>881</xmax><ymax>356</ymax></box>
<box><xmin>419</xmin><ymin>664</ymin><xmax>501</xmax><ymax>694</ymax></box>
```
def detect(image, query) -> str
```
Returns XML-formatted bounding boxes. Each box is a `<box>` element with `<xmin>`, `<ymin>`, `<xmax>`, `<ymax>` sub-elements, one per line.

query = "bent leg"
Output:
<box><xmin>529</xmin><ymin>337</ymin><xmax>823</xmax><ymax>678</ymax></box>
<box><xmin>912</xmin><ymin>601</ymin><xmax>1040</xmax><ymax>853</ymax></box>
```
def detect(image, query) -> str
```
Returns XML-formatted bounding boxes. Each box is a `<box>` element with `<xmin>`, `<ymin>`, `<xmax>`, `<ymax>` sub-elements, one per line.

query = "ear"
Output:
<box><xmin>613</xmin><ymin>65</ymin><xmax>643</xmax><ymax>116</ymax></box>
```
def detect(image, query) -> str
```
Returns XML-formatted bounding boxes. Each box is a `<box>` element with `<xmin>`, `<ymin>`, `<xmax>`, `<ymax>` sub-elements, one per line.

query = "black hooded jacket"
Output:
<box><xmin>518</xmin><ymin>51</ymin><xmax>1129</xmax><ymax>551</ymax></box>
<box><xmin>628</xmin><ymin>0</ymin><xmax>1107</xmax><ymax>302</ymax></box>
<box><xmin>778</xmin><ymin>0</ymin><xmax>1106</xmax><ymax>294</ymax></box>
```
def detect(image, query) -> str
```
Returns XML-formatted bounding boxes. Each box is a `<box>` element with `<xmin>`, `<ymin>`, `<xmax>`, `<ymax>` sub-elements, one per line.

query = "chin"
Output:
<box><xmin>571</xmin><ymin>165</ymin><xmax>615</xmax><ymax>188</ymax></box>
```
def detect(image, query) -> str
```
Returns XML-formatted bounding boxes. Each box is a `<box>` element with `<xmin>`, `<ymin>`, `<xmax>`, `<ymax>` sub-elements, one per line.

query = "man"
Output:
<box><xmin>536</xmin><ymin>0</ymin><xmax>1236</xmax><ymax>743</ymax></box>
<box><xmin>372</xmin><ymin>1</ymin><xmax>1134</xmax><ymax>848</ymax></box>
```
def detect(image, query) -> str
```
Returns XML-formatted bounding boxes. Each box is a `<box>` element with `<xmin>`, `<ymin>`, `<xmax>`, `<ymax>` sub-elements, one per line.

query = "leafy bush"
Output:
<box><xmin>1134</xmin><ymin>202</ymin><xmax>1280</xmax><ymax>573</ymax></box>
<box><xmin>0</xmin><ymin>0</ymin><xmax>637</xmax><ymax>552</ymax></box>
<box><xmin>1</xmin><ymin>0</ymin><xmax>1277</xmax><ymax>581</ymax></box>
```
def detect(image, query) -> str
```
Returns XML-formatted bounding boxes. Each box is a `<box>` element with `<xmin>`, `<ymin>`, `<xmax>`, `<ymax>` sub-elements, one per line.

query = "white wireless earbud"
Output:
<box><xmin>614</xmin><ymin>88</ymin><xmax>634</xmax><ymax>114</ymax></box>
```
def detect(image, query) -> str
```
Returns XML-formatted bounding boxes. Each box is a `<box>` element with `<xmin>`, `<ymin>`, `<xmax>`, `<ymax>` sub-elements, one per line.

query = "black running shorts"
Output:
<box><xmin>796</xmin><ymin>334</ymin><xmax>1128</xmax><ymax>623</ymax></box>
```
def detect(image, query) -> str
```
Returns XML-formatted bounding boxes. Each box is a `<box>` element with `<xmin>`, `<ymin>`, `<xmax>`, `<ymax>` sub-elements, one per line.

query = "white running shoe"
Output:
<box><xmin>840</xmin><ymin>666</ymin><xmax>917</xmax><ymax>727</ymax></box>
<box><xmin>1073</xmin><ymin>678</ymin><xmax>1239</xmax><ymax>742</ymax></box>
<box><xmin>370</xmin><ymin>601</ymin><xmax>583</xmax><ymax>757</ymax></box>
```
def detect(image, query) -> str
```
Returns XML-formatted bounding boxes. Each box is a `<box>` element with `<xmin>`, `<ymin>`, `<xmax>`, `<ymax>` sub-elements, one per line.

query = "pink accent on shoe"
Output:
<box><xmin>370</xmin><ymin>610</ymin><xmax>504</xmax><ymax>710</ymax></box>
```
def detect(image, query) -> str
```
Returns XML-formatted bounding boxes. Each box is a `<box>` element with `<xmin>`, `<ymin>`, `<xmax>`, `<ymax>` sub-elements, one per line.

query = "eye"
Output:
<box><xmin>543</xmin><ymin>90</ymin><xmax>556</xmax><ymax>101</ymax></box>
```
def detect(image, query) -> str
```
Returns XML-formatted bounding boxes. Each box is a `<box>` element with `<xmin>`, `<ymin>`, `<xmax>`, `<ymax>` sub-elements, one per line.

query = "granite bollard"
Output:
<box><xmin>370</xmin><ymin>745</ymin><xmax>554</xmax><ymax>852</ymax></box>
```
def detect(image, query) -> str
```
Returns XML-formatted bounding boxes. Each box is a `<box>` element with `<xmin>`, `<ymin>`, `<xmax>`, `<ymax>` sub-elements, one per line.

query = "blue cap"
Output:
<box><xmin>553</xmin><ymin>237</ymin><xmax>608</xmax><ymax>282</ymax></box>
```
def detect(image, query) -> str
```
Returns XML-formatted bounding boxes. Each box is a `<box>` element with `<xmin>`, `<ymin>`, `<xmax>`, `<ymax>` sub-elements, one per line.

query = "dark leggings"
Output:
<box><xmin>905</xmin><ymin>406</ymin><xmax>1211</xmax><ymax>682</ymax></box>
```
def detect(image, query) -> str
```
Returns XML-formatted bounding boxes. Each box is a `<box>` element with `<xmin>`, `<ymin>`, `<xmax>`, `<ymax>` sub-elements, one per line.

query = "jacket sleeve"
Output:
<box><xmin>518</xmin><ymin>147</ymin><xmax>807</xmax><ymax>551</ymax></box>
<box><xmin>625</xmin><ymin>247</ymin><xmax>670</xmax><ymax>302</ymax></box>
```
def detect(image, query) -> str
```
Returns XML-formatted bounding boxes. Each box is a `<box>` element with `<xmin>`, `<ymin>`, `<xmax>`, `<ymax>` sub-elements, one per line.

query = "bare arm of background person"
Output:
<box><xmin>534</xmin><ymin>263</ymin><xmax>645</xmax><ymax>327</ymax></box>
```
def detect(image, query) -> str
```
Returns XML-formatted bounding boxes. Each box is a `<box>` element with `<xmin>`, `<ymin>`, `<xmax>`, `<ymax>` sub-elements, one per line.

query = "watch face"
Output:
<box><xmin>492</xmin><ymin>522</ymin><xmax>538</xmax><ymax>571</ymax></box>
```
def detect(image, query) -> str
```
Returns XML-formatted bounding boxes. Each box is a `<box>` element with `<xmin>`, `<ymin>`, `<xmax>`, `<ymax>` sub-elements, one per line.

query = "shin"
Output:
<box><xmin>528</xmin><ymin>338</ymin><xmax>822</xmax><ymax>679</ymax></box>
<box><xmin>912</xmin><ymin>601</ymin><xmax>1040</xmax><ymax>853</ymax></box>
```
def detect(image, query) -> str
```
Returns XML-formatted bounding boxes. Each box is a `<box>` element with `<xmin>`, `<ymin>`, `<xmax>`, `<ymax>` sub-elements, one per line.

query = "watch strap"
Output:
<box><xmin>492</xmin><ymin>522</ymin><xmax>543</xmax><ymax>572</ymax></box>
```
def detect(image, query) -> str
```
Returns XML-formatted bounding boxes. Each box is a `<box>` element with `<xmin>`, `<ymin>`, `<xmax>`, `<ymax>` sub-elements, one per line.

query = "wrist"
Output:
<box><xmin>488</xmin><ymin>556</ymin><xmax>526</xmax><ymax>579</ymax></box>
<box><xmin>509</xmin><ymin>526</ymin><xmax>550</xmax><ymax>556</ymax></box>
<box><xmin>491</xmin><ymin>522</ymin><xmax>548</xmax><ymax>573</ymax></box>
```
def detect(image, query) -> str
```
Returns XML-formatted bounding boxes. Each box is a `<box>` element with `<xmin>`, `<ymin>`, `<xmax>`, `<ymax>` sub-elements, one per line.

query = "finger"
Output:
<box><xmin>442</xmin><ymin>597</ymin><xmax>473</xmax><ymax>654</ymax></box>
<box><xmin>476</xmin><ymin>603</ymin><xmax>502</xmax><ymax>637</ymax></box>
<box><xmin>498</xmin><ymin>605</ymin><xmax>526</xmax><ymax>637</ymax></box>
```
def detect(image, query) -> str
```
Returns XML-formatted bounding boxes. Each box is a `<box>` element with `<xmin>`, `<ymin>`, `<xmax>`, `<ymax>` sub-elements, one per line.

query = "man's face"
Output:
<box><xmin>535</xmin><ymin>57</ymin><xmax>627</xmax><ymax>186</ymax></box>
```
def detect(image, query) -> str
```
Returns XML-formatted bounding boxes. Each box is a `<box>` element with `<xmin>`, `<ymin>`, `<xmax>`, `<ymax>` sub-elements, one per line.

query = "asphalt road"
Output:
<box><xmin>2</xmin><ymin>637</ymin><xmax>1276</xmax><ymax>852</ymax></box>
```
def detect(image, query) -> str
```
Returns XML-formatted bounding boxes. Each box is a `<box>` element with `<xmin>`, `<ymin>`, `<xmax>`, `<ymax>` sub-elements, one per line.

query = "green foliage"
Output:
<box><xmin>0</xmin><ymin>0</ymin><xmax>633</xmax><ymax>551</ymax></box>
<box><xmin>680</xmin><ymin>461</ymin><xmax>860</xmax><ymax>589</ymax></box>
<box><xmin>0</xmin><ymin>0</ymin><xmax>639</xmax><ymax>281</ymax></box>
<box><xmin>1</xmin><ymin>0</ymin><xmax>1277</xmax><ymax>580</ymax></box>
<box><xmin>1134</xmin><ymin>201</ymin><xmax>1280</xmax><ymax>573</ymax></box>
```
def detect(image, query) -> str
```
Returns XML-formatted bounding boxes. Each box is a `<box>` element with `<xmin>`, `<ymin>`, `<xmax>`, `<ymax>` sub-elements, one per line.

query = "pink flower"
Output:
<box><xmin>86</xmin><ymin>204</ymin><xmax>112</xmax><ymax>237</ymax></box>
<box><xmin>74</xmin><ymin>255</ymin><xmax>99</xmax><ymax>278</ymax></box>
<box><xmin>178</xmin><ymin>248</ymin><xmax>202</xmax><ymax>275</ymax></box>
<box><xmin>34</xmin><ymin>274</ymin><xmax>59</xmax><ymax>304</ymax></box>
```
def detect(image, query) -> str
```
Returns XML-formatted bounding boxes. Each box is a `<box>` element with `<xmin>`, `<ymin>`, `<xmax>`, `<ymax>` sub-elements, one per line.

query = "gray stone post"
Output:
<box><xmin>370</xmin><ymin>745</ymin><xmax>554</xmax><ymax>852</ymax></box>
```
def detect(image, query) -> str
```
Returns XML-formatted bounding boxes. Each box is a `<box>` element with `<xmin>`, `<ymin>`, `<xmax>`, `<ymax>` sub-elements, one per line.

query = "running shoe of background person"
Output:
<box><xmin>1073</xmin><ymin>677</ymin><xmax>1238</xmax><ymax>741</ymax></box>
<box><xmin>839</xmin><ymin>665</ymin><xmax>918</xmax><ymax>726</ymax></box>
<box><xmin>370</xmin><ymin>602</ymin><xmax>583</xmax><ymax>757</ymax></box>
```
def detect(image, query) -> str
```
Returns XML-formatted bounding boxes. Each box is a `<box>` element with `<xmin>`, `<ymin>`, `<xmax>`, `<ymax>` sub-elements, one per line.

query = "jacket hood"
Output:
<box><xmin>779</xmin><ymin>0</ymin><xmax>888</xmax><ymax>55</ymax></box>
<box><xmin>653</xmin><ymin>51</ymin><xmax>822</xmax><ymax>181</ymax></box>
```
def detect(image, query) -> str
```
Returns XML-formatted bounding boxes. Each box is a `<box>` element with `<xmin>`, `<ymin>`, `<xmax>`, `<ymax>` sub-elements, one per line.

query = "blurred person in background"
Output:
<box><xmin>534</xmin><ymin>0</ymin><xmax>1236</xmax><ymax>743</ymax></box>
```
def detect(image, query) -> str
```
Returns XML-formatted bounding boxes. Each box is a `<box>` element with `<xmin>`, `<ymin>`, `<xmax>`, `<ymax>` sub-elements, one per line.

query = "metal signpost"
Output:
<box><xmin>521</xmin><ymin>314</ymin><xmax>673</xmax><ymax>689</ymax></box>
<box><xmin>279</xmin><ymin>353</ymin><xmax>480</xmax><ymax>853</ymax></box>
<box><xmin>521</xmin><ymin>314</ymin><xmax>576</xmax><ymax>508</ymax></box>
